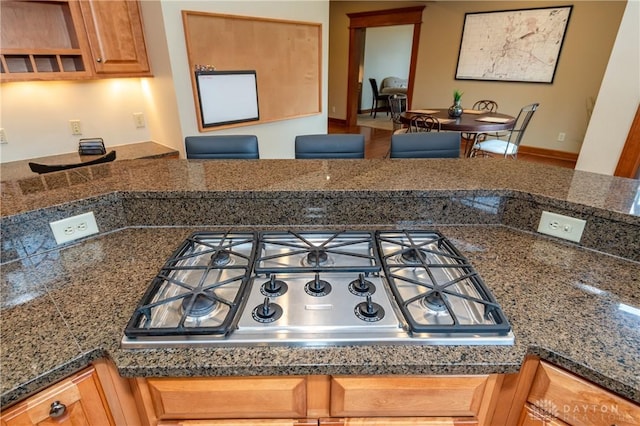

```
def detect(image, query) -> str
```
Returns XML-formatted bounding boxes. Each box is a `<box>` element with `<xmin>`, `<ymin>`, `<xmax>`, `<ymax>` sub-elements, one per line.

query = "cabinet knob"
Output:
<box><xmin>96</xmin><ymin>58</ymin><xmax>102</xmax><ymax>63</ymax></box>
<box><xmin>49</xmin><ymin>400</ymin><xmax>66</xmax><ymax>418</ymax></box>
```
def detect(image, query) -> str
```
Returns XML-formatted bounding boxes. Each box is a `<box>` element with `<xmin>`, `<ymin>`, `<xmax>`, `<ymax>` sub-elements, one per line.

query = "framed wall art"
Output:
<box><xmin>455</xmin><ymin>6</ymin><xmax>573</xmax><ymax>83</ymax></box>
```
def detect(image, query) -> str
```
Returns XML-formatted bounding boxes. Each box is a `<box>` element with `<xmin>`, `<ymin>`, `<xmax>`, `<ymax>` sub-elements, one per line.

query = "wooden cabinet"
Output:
<box><xmin>0</xmin><ymin>0</ymin><xmax>151</xmax><ymax>82</ymax></box>
<box><xmin>77</xmin><ymin>0</ymin><xmax>150</xmax><ymax>76</ymax></box>
<box><xmin>318</xmin><ymin>419</ymin><xmax>479</xmax><ymax>425</ymax></box>
<box><xmin>0</xmin><ymin>366</ymin><xmax>114</xmax><ymax>425</ymax></box>
<box><xmin>515</xmin><ymin>361</ymin><xmax>640</xmax><ymax>426</ymax></box>
<box><xmin>132</xmin><ymin>374</ymin><xmax>503</xmax><ymax>426</ymax></box>
<box><xmin>0</xmin><ymin>0</ymin><xmax>92</xmax><ymax>81</ymax></box>
<box><xmin>159</xmin><ymin>421</ymin><xmax>318</xmax><ymax>425</ymax></box>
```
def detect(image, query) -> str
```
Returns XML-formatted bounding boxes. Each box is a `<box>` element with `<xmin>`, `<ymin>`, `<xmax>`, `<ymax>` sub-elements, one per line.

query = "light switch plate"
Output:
<box><xmin>537</xmin><ymin>211</ymin><xmax>586</xmax><ymax>243</ymax></box>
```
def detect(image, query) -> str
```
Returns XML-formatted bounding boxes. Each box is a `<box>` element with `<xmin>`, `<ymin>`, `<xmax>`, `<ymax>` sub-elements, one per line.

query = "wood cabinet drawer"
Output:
<box><xmin>142</xmin><ymin>376</ymin><xmax>308</xmax><ymax>419</ymax></box>
<box><xmin>330</xmin><ymin>375</ymin><xmax>490</xmax><ymax>417</ymax></box>
<box><xmin>527</xmin><ymin>361</ymin><xmax>640</xmax><ymax>426</ymax></box>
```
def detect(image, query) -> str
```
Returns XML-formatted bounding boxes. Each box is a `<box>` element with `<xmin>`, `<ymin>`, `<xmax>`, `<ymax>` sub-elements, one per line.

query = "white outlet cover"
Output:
<box><xmin>537</xmin><ymin>210</ymin><xmax>586</xmax><ymax>243</ymax></box>
<box><xmin>50</xmin><ymin>212</ymin><xmax>99</xmax><ymax>244</ymax></box>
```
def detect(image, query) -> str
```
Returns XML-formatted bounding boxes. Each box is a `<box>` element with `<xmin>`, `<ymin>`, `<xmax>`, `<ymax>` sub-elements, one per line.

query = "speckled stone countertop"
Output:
<box><xmin>1</xmin><ymin>158</ymin><xmax>639</xmax><ymax>408</ymax></box>
<box><xmin>0</xmin><ymin>141</ymin><xmax>178</xmax><ymax>182</ymax></box>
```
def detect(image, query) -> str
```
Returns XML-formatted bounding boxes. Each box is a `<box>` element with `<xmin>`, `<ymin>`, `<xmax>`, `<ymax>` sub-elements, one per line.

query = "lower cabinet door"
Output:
<box><xmin>526</xmin><ymin>361</ymin><xmax>640</xmax><ymax>426</ymax></box>
<box><xmin>0</xmin><ymin>367</ymin><xmax>114</xmax><ymax>426</ymax></box>
<box><xmin>158</xmin><ymin>420</ymin><xmax>318</xmax><ymax>426</ymax></box>
<box><xmin>319</xmin><ymin>417</ymin><xmax>479</xmax><ymax>425</ymax></box>
<box><xmin>518</xmin><ymin>404</ymin><xmax>570</xmax><ymax>426</ymax></box>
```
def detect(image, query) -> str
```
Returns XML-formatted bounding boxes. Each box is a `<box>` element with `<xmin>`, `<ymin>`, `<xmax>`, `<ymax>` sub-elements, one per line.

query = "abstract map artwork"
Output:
<box><xmin>455</xmin><ymin>6</ymin><xmax>572</xmax><ymax>83</ymax></box>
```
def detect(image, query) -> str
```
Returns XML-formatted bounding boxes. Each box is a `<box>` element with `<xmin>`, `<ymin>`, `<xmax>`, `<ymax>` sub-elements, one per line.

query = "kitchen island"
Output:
<box><xmin>1</xmin><ymin>158</ymin><xmax>639</xmax><ymax>413</ymax></box>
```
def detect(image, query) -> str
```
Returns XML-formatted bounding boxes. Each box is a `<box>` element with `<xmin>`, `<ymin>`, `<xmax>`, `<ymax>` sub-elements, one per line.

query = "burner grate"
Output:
<box><xmin>124</xmin><ymin>231</ymin><xmax>257</xmax><ymax>337</ymax></box>
<box><xmin>376</xmin><ymin>230</ymin><xmax>511</xmax><ymax>335</ymax></box>
<box><xmin>254</xmin><ymin>230</ymin><xmax>381</xmax><ymax>274</ymax></box>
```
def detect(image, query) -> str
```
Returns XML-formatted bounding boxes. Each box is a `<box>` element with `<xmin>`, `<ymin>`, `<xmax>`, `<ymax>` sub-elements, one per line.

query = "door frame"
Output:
<box><xmin>614</xmin><ymin>104</ymin><xmax>640</xmax><ymax>178</ymax></box>
<box><xmin>346</xmin><ymin>6</ymin><xmax>425</xmax><ymax>127</ymax></box>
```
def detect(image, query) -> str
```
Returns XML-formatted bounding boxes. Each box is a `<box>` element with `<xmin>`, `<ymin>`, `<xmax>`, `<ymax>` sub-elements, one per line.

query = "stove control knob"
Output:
<box><xmin>261</xmin><ymin>275</ymin><xmax>288</xmax><ymax>296</ymax></box>
<box><xmin>355</xmin><ymin>295</ymin><xmax>384</xmax><ymax>322</ymax></box>
<box><xmin>252</xmin><ymin>297</ymin><xmax>283</xmax><ymax>323</ymax></box>
<box><xmin>49</xmin><ymin>400</ymin><xmax>66</xmax><ymax>418</ymax></box>
<box><xmin>363</xmin><ymin>296</ymin><xmax>378</xmax><ymax>316</ymax></box>
<box><xmin>260</xmin><ymin>297</ymin><xmax>277</xmax><ymax>318</ymax></box>
<box><xmin>349</xmin><ymin>273</ymin><xmax>375</xmax><ymax>296</ymax></box>
<box><xmin>305</xmin><ymin>273</ymin><xmax>332</xmax><ymax>296</ymax></box>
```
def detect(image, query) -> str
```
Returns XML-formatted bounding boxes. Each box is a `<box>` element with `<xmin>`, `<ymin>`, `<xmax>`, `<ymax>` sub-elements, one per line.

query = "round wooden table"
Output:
<box><xmin>400</xmin><ymin>108</ymin><xmax>516</xmax><ymax>157</ymax></box>
<box><xmin>400</xmin><ymin>108</ymin><xmax>515</xmax><ymax>133</ymax></box>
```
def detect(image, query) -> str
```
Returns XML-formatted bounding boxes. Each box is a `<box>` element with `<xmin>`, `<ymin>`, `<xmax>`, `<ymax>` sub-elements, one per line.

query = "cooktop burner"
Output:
<box><xmin>122</xmin><ymin>230</ymin><xmax>514</xmax><ymax>348</ymax></box>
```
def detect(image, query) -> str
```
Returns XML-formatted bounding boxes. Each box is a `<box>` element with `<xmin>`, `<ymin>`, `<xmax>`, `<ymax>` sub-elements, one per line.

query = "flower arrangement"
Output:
<box><xmin>453</xmin><ymin>89</ymin><xmax>464</xmax><ymax>103</ymax></box>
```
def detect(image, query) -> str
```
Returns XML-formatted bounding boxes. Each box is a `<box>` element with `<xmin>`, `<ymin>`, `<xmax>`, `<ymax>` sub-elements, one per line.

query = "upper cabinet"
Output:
<box><xmin>77</xmin><ymin>0</ymin><xmax>150</xmax><ymax>75</ymax></box>
<box><xmin>0</xmin><ymin>0</ymin><xmax>151</xmax><ymax>82</ymax></box>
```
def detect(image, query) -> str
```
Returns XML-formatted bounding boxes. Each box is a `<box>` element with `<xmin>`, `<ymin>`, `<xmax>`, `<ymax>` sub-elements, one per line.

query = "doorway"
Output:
<box><xmin>346</xmin><ymin>6</ymin><xmax>425</xmax><ymax>127</ymax></box>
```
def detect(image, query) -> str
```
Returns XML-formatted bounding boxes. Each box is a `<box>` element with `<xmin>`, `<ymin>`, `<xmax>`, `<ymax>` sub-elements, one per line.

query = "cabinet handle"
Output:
<box><xmin>96</xmin><ymin>58</ymin><xmax>102</xmax><ymax>63</ymax></box>
<box><xmin>49</xmin><ymin>400</ymin><xmax>66</xmax><ymax>418</ymax></box>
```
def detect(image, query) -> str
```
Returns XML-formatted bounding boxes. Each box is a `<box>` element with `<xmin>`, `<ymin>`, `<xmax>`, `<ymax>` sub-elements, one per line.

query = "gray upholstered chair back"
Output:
<box><xmin>295</xmin><ymin>134</ymin><xmax>365</xmax><ymax>159</ymax></box>
<box><xmin>185</xmin><ymin>135</ymin><xmax>259</xmax><ymax>159</ymax></box>
<box><xmin>390</xmin><ymin>132</ymin><xmax>461</xmax><ymax>158</ymax></box>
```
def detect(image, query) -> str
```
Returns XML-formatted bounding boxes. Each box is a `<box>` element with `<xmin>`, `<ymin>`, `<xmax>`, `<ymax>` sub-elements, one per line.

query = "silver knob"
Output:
<box><xmin>49</xmin><ymin>400</ymin><xmax>66</xmax><ymax>418</ymax></box>
<box><xmin>96</xmin><ymin>58</ymin><xmax>102</xmax><ymax>63</ymax></box>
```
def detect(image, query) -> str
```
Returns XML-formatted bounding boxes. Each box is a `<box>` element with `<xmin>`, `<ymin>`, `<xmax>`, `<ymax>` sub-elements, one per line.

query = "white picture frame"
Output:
<box><xmin>195</xmin><ymin>70</ymin><xmax>259</xmax><ymax>127</ymax></box>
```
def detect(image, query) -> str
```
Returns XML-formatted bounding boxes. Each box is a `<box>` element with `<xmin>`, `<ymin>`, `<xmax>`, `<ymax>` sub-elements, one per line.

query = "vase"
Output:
<box><xmin>448</xmin><ymin>100</ymin><xmax>463</xmax><ymax>118</ymax></box>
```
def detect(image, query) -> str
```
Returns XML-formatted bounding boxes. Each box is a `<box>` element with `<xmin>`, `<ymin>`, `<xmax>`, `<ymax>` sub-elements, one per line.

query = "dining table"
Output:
<box><xmin>400</xmin><ymin>108</ymin><xmax>516</xmax><ymax>157</ymax></box>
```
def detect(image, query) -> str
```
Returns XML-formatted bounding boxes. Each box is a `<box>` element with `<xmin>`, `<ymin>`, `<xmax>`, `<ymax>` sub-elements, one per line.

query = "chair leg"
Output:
<box><xmin>373</xmin><ymin>100</ymin><xmax>377</xmax><ymax>119</ymax></box>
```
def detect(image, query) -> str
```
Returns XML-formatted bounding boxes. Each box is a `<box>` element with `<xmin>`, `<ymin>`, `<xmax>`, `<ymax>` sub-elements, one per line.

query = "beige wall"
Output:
<box><xmin>577</xmin><ymin>0</ymin><xmax>640</xmax><ymax>176</ymax></box>
<box><xmin>153</xmin><ymin>0</ymin><xmax>330</xmax><ymax>159</ymax></box>
<box><xmin>328</xmin><ymin>1</ymin><xmax>626</xmax><ymax>154</ymax></box>
<box><xmin>0</xmin><ymin>79</ymin><xmax>154</xmax><ymax>163</ymax></box>
<box><xmin>0</xmin><ymin>1</ymin><xmax>329</xmax><ymax>163</ymax></box>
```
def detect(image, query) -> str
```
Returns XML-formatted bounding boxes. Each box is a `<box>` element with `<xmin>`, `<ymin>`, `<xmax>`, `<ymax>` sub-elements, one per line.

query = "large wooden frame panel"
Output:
<box><xmin>182</xmin><ymin>11</ymin><xmax>322</xmax><ymax>131</ymax></box>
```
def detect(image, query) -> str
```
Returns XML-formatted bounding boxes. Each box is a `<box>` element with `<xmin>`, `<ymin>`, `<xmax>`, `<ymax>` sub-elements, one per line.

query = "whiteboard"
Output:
<box><xmin>195</xmin><ymin>71</ymin><xmax>259</xmax><ymax>127</ymax></box>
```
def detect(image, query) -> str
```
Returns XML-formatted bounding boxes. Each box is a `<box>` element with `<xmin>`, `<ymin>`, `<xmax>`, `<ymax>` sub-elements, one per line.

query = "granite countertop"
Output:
<box><xmin>1</xmin><ymin>158</ymin><xmax>639</xmax><ymax>408</ymax></box>
<box><xmin>0</xmin><ymin>141</ymin><xmax>178</xmax><ymax>182</ymax></box>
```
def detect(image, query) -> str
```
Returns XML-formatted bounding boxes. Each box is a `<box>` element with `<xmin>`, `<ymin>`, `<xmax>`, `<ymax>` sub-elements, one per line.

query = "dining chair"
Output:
<box><xmin>28</xmin><ymin>150</ymin><xmax>117</xmax><ymax>174</ymax></box>
<box><xmin>462</xmin><ymin>99</ymin><xmax>500</xmax><ymax>156</ymax></box>
<box><xmin>295</xmin><ymin>134</ymin><xmax>365</xmax><ymax>159</ymax></box>
<box><xmin>472</xmin><ymin>100</ymin><xmax>498</xmax><ymax>113</ymax></box>
<box><xmin>185</xmin><ymin>135</ymin><xmax>259</xmax><ymax>159</ymax></box>
<box><xmin>388</xmin><ymin>94</ymin><xmax>408</xmax><ymax>134</ymax></box>
<box><xmin>390</xmin><ymin>132</ymin><xmax>461</xmax><ymax>158</ymax></box>
<box><xmin>408</xmin><ymin>114</ymin><xmax>441</xmax><ymax>133</ymax></box>
<box><xmin>368</xmin><ymin>78</ymin><xmax>389</xmax><ymax>119</ymax></box>
<box><xmin>470</xmin><ymin>103</ymin><xmax>539</xmax><ymax>159</ymax></box>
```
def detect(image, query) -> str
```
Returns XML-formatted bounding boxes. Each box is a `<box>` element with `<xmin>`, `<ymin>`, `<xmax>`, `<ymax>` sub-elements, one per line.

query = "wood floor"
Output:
<box><xmin>329</xmin><ymin>120</ymin><xmax>577</xmax><ymax>168</ymax></box>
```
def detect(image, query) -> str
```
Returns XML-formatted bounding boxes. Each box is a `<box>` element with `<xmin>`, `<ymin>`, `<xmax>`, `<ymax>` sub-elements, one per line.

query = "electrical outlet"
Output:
<box><xmin>537</xmin><ymin>211</ymin><xmax>586</xmax><ymax>243</ymax></box>
<box><xmin>557</xmin><ymin>132</ymin><xmax>566</xmax><ymax>142</ymax></box>
<box><xmin>49</xmin><ymin>212</ymin><xmax>99</xmax><ymax>245</ymax></box>
<box><xmin>69</xmin><ymin>120</ymin><xmax>82</xmax><ymax>136</ymax></box>
<box><xmin>133</xmin><ymin>112</ymin><xmax>146</xmax><ymax>128</ymax></box>
<box><xmin>0</xmin><ymin>128</ymin><xmax>7</xmax><ymax>144</ymax></box>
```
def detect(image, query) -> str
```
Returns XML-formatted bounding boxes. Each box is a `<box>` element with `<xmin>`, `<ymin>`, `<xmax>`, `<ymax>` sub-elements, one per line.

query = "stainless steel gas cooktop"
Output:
<box><xmin>121</xmin><ymin>230</ymin><xmax>514</xmax><ymax>348</ymax></box>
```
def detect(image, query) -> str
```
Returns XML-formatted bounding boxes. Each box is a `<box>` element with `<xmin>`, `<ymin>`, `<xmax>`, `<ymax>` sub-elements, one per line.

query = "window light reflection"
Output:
<box><xmin>618</xmin><ymin>303</ymin><xmax>640</xmax><ymax>317</ymax></box>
